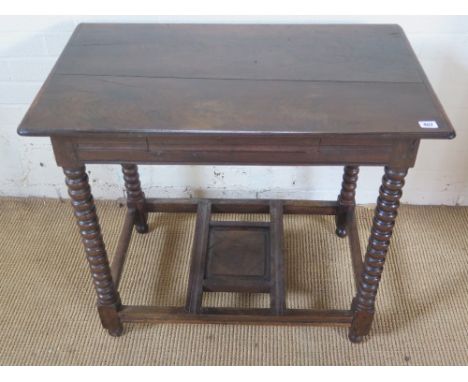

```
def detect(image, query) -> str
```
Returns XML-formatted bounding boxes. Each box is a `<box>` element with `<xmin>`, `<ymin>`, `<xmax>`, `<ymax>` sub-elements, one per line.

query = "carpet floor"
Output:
<box><xmin>0</xmin><ymin>197</ymin><xmax>467</xmax><ymax>365</ymax></box>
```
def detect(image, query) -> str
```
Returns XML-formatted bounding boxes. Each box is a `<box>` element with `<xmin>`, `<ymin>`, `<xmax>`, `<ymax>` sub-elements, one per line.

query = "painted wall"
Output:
<box><xmin>1</xmin><ymin>16</ymin><xmax>467</xmax><ymax>204</ymax></box>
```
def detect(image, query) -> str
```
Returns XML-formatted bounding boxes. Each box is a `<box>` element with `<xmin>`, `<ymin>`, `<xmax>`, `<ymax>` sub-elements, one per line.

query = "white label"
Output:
<box><xmin>419</xmin><ymin>120</ymin><xmax>439</xmax><ymax>129</ymax></box>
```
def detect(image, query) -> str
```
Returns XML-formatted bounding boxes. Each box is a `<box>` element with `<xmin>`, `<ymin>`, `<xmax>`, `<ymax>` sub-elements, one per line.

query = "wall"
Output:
<box><xmin>1</xmin><ymin>16</ymin><xmax>467</xmax><ymax>204</ymax></box>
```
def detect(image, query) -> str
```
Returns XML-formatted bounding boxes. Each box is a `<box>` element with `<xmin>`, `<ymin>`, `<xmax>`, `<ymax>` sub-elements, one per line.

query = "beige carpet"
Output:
<box><xmin>0</xmin><ymin>197</ymin><xmax>467</xmax><ymax>365</ymax></box>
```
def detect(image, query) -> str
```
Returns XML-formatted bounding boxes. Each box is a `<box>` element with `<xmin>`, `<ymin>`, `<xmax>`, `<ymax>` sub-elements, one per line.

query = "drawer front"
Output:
<box><xmin>147</xmin><ymin>136</ymin><xmax>319</xmax><ymax>164</ymax></box>
<box><xmin>75</xmin><ymin>137</ymin><xmax>148</xmax><ymax>162</ymax></box>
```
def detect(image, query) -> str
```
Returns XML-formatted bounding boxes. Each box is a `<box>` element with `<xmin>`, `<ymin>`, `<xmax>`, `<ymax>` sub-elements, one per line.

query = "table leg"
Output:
<box><xmin>336</xmin><ymin>165</ymin><xmax>359</xmax><ymax>237</ymax></box>
<box><xmin>349</xmin><ymin>166</ymin><xmax>408</xmax><ymax>343</ymax></box>
<box><xmin>64</xmin><ymin>166</ymin><xmax>123</xmax><ymax>336</ymax></box>
<box><xmin>121</xmin><ymin>164</ymin><xmax>148</xmax><ymax>233</ymax></box>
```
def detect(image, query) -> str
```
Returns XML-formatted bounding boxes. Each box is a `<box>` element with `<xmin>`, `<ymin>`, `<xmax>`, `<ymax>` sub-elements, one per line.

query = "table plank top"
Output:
<box><xmin>18</xmin><ymin>23</ymin><xmax>455</xmax><ymax>139</ymax></box>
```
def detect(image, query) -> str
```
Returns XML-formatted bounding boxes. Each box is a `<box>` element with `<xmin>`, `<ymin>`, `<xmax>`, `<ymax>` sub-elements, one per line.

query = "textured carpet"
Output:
<box><xmin>0</xmin><ymin>197</ymin><xmax>467</xmax><ymax>365</ymax></box>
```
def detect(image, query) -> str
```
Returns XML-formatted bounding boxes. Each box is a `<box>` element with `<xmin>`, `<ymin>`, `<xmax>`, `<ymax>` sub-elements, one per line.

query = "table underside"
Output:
<box><xmin>112</xmin><ymin>198</ymin><xmax>362</xmax><ymax>327</ymax></box>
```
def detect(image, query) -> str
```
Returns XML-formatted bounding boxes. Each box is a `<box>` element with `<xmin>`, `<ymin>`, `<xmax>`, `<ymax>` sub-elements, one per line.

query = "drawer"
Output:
<box><xmin>75</xmin><ymin>137</ymin><xmax>148</xmax><ymax>152</ymax></box>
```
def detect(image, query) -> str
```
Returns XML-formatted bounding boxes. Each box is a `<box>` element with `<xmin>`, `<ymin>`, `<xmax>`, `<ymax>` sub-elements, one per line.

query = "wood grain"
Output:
<box><xmin>121</xmin><ymin>164</ymin><xmax>148</xmax><ymax>233</ymax></box>
<box><xmin>119</xmin><ymin>306</ymin><xmax>353</xmax><ymax>326</ymax></box>
<box><xmin>336</xmin><ymin>165</ymin><xmax>360</xmax><ymax>237</ymax></box>
<box><xmin>57</xmin><ymin>24</ymin><xmax>421</xmax><ymax>83</ymax></box>
<box><xmin>185</xmin><ymin>200</ymin><xmax>211</xmax><ymax>313</ymax></box>
<box><xmin>349</xmin><ymin>166</ymin><xmax>408</xmax><ymax>343</ymax></box>
<box><xmin>63</xmin><ymin>166</ymin><xmax>123</xmax><ymax>336</ymax></box>
<box><xmin>18</xmin><ymin>24</ymin><xmax>455</xmax><ymax>139</ymax></box>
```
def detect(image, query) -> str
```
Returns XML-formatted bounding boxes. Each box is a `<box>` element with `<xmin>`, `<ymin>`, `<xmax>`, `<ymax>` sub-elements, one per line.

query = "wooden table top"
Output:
<box><xmin>18</xmin><ymin>23</ymin><xmax>455</xmax><ymax>139</ymax></box>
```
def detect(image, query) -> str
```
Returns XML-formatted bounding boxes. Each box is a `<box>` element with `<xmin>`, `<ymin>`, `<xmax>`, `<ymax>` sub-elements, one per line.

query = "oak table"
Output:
<box><xmin>18</xmin><ymin>24</ymin><xmax>455</xmax><ymax>343</ymax></box>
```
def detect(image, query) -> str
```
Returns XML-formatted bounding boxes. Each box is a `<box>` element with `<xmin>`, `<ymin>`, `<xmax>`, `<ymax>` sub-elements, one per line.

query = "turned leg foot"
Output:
<box><xmin>335</xmin><ymin>226</ymin><xmax>348</xmax><ymax>238</ymax></box>
<box><xmin>135</xmin><ymin>221</ymin><xmax>149</xmax><ymax>234</ymax></box>
<box><xmin>349</xmin><ymin>166</ymin><xmax>408</xmax><ymax>343</ymax></box>
<box><xmin>336</xmin><ymin>165</ymin><xmax>359</xmax><ymax>238</ymax></box>
<box><xmin>64</xmin><ymin>166</ymin><xmax>123</xmax><ymax>334</ymax></box>
<box><xmin>121</xmin><ymin>164</ymin><xmax>148</xmax><ymax>233</ymax></box>
<box><xmin>348</xmin><ymin>330</ymin><xmax>364</xmax><ymax>343</ymax></box>
<box><xmin>108</xmin><ymin>326</ymin><xmax>124</xmax><ymax>337</ymax></box>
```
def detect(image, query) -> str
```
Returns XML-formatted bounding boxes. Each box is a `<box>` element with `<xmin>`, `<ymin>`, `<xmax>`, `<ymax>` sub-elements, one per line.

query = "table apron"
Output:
<box><xmin>50</xmin><ymin>136</ymin><xmax>420</xmax><ymax>168</ymax></box>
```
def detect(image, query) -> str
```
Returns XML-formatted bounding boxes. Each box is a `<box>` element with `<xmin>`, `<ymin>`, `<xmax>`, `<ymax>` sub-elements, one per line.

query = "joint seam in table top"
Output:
<box><xmin>53</xmin><ymin>72</ymin><xmax>423</xmax><ymax>85</ymax></box>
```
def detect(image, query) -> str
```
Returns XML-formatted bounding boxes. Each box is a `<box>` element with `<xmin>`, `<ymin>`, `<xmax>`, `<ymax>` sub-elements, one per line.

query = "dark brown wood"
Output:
<box><xmin>121</xmin><ymin>164</ymin><xmax>148</xmax><ymax>233</ymax></box>
<box><xmin>270</xmin><ymin>201</ymin><xmax>286</xmax><ymax>314</ymax></box>
<box><xmin>283</xmin><ymin>200</ymin><xmax>338</xmax><ymax>215</ymax></box>
<box><xmin>209</xmin><ymin>221</ymin><xmax>270</xmax><ymax>228</ymax></box>
<box><xmin>145</xmin><ymin>198</ymin><xmax>338</xmax><ymax>215</ymax></box>
<box><xmin>349</xmin><ymin>166</ymin><xmax>408</xmax><ymax>343</ymax></box>
<box><xmin>110</xmin><ymin>208</ymin><xmax>135</xmax><ymax>289</ymax></box>
<box><xmin>63</xmin><ymin>166</ymin><xmax>123</xmax><ymax>336</ymax></box>
<box><xmin>203</xmin><ymin>278</ymin><xmax>271</xmax><ymax>293</ymax></box>
<box><xmin>17</xmin><ymin>24</ymin><xmax>456</xmax><ymax>343</ymax></box>
<box><xmin>336</xmin><ymin>166</ymin><xmax>359</xmax><ymax>237</ymax></box>
<box><xmin>183</xmin><ymin>201</ymin><xmax>288</xmax><ymax>311</ymax></box>
<box><xmin>206</xmin><ymin>225</ymin><xmax>269</xmax><ymax>274</ymax></box>
<box><xmin>203</xmin><ymin>222</ymin><xmax>271</xmax><ymax>293</ymax></box>
<box><xmin>18</xmin><ymin>24</ymin><xmax>455</xmax><ymax>140</ymax></box>
<box><xmin>50</xmin><ymin>133</ymin><xmax>423</xmax><ymax>167</ymax></box>
<box><xmin>56</xmin><ymin>24</ymin><xmax>422</xmax><ymax>82</ymax></box>
<box><xmin>185</xmin><ymin>200</ymin><xmax>211</xmax><ymax>313</ymax></box>
<box><xmin>119</xmin><ymin>305</ymin><xmax>353</xmax><ymax>326</ymax></box>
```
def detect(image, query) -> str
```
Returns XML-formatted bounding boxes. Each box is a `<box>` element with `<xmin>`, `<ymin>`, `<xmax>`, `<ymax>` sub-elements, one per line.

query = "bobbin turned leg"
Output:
<box><xmin>64</xmin><ymin>166</ymin><xmax>123</xmax><ymax>337</ymax></box>
<box><xmin>349</xmin><ymin>166</ymin><xmax>408</xmax><ymax>343</ymax></box>
<box><xmin>336</xmin><ymin>165</ymin><xmax>359</xmax><ymax>237</ymax></box>
<box><xmin>121</xmin><ymin>164</ymin><xmax>148</xmax><ymax>233</ymax></box>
